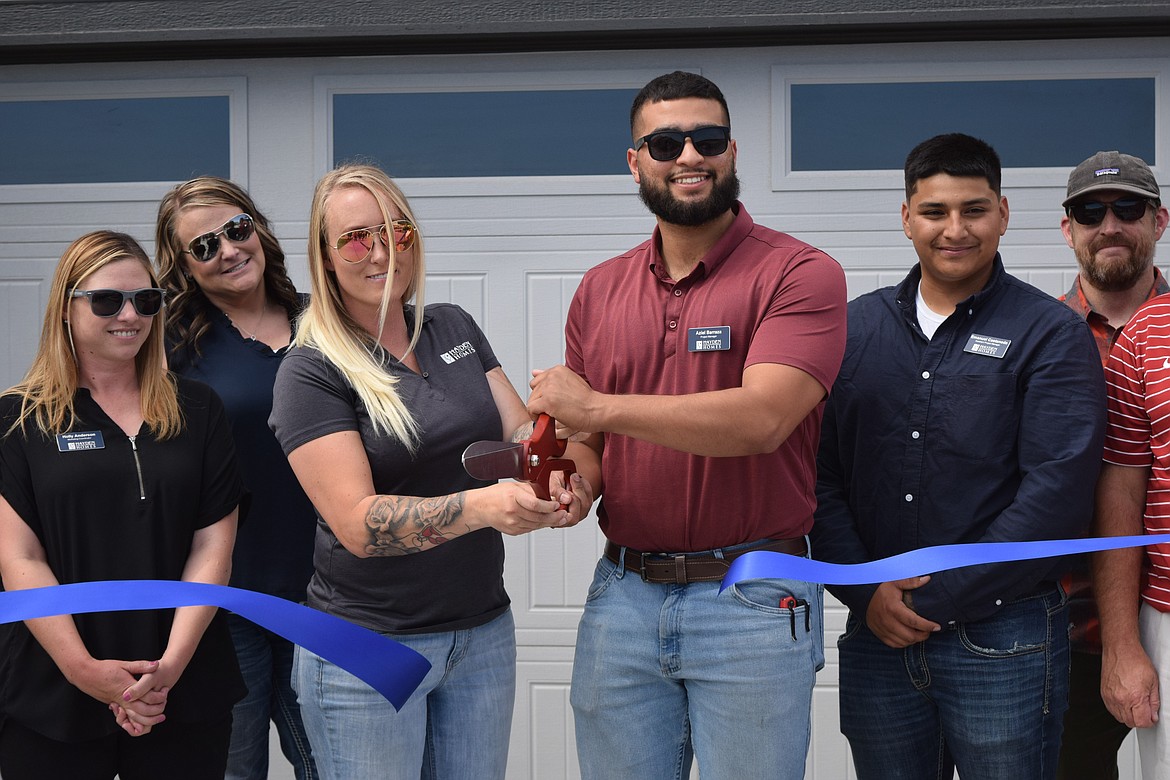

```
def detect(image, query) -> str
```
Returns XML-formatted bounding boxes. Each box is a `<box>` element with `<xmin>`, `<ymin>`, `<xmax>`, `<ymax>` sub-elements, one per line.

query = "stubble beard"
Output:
<box><xmin>638</xmin><ymin>167</ymin><xmax>741</xmax><ymax>227</ymax></box>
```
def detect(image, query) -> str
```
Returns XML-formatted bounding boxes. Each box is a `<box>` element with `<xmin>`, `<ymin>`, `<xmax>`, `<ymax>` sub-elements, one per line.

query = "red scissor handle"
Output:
<box><xmin>522</xmin><ymin>414</ymin><xmax>577</xmax><ymax>510</ymax></box>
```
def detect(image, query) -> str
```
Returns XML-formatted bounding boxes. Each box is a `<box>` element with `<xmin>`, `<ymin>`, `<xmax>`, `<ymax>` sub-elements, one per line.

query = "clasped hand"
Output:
<box><xmin>71</xmin><ymin>656</ymin><xmax>170</xmax><ymax>736</ymax></box>
<box><xmin>528</xmin><ymin>366</ymin><xmax>597</xmax><ymax>439</ymax></box>
<box><xmin>478</xmin><ymin>470</ymin><xmax>593</xmax><ymax>535</ymax></box>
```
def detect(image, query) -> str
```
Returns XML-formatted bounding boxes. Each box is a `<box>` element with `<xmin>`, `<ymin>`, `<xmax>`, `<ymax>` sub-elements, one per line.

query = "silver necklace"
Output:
<box><xmin>229</xmin><ymin>304</ymin><xmax>268</xmax><ymax>342</ymax></box>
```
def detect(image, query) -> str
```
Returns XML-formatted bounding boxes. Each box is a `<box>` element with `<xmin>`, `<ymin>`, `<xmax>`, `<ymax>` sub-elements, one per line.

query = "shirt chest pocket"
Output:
<box><xmin>929</xmin><ymin>373</ymin><xmax>1020</xmax><ymax>461</ymax></box>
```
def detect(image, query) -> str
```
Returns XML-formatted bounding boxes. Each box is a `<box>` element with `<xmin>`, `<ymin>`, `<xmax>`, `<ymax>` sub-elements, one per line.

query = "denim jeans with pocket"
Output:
<box><xmin>838</xmin><ymin>583</ymin><xmax>1069</xmax><ymax>779</ymax></box>
<box><xmin>293</xmin><ymin>608</ymin><xmax>515</xmax><ymax>780</ymax></box>
<box><xmin>571</xmin><ymin>552</ymin><xmax>823</xmax><ymax>780</ymax></box>
<box><xmin>224</xmin><ymin>613</ymin><xmax>317</xmax><ymax>780</ymax></box>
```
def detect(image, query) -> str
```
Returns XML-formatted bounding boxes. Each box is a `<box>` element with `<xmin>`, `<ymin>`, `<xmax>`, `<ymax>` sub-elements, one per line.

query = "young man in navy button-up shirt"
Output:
<box><xmin>812</xmin><ymin>133</ymin><xmax>1106</xmax><ymax>780</ymax></box>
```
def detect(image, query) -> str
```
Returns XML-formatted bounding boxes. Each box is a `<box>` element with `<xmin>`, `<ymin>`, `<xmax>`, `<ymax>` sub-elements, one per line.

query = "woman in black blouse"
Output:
<box><xmin>0</xmin><ymin>231</ymin><xmax>245</xmax><ymax>779</ymax></box>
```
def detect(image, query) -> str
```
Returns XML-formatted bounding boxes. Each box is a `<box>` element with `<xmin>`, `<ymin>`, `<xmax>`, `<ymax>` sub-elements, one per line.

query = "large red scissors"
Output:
<box><xmin>461</xmin><ymin>414</ymin><xmax>577</xmax><ymax>510</ymax></box>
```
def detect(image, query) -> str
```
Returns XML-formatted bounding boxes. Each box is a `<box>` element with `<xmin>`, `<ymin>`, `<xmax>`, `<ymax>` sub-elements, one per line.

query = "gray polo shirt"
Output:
<box><xmin>271</xmin><ymin>303</ymin><xmax>509</xmax><ymax>634</ymax></box>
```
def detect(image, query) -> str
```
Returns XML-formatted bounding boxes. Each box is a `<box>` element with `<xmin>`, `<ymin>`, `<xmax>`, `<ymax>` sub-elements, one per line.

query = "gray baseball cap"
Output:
<box><xmin>1063</xmin><ymin>150</ymin><xmax>1161</xmax><ymax>207</ymax></box>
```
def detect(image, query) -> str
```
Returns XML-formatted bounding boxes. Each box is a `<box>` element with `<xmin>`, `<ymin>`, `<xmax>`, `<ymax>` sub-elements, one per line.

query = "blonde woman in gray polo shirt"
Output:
<box><xmin>270</xmin><ymin>164</ymin><xmax>595</xmax><ymax>780</ymax></box>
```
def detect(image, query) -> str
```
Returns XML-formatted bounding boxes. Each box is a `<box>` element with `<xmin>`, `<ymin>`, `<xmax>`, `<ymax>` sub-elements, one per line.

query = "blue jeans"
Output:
<box><xmin>571</xmin><ymin>552</ymin><xmax>824</xmax><ymax>780</ymax></box>
<box><xmin>293</xmin><ymin>609</ymin><xmax>516</xmax><ymax>780</ymax></box>
<box><xmin>838</xmin><ymin>584</ymin><xmax>1069</xmax><ymax>780</ymax></box>
<box><xmin>225</xmin><ymin>613</ymin><xmax>317</xmax><ymax>780</ymax></box>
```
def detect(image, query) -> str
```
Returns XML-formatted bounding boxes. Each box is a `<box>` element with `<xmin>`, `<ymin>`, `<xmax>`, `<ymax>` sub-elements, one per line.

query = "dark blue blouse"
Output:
<box><xmin>169</xmin><ymin>299</ymin><xmax>315</xmax><ymax>602</ymax></box>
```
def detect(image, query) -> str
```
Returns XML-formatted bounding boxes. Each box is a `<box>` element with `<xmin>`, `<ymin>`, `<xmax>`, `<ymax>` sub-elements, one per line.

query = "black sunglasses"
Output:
<box><xmin>183</xmin><ymin>214</ymin><xmax>256</xmax><ymax>262</ymax></box>
<box><xmin>634</xmin><ymin>126</ymin><xmax>731</xmax><ymax>162</ymax></box>
<box><xmin>1067</xmin><ymin>197</ymin><xmax>1153</xmax><ymax>226</ymax></box>
<box><xmin>70</xmin><ymin>288</ymin><xmax>166</xmax><ymax>318</ymax></box>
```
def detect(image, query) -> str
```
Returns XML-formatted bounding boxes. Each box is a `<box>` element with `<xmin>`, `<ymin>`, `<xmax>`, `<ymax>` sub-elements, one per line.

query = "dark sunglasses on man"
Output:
<box><xmin>70</xmin><ymin>288</ymin><xmax>166</xmax><ymax>318</ymax></box>
<box><xmin>1067</xmin><ymin>197</ymin><xmax>1155</xmax><ymax>226</ymax></box>
<box><xmin>183</xmin><ymin>214</ymin><xmax>256</xmax><ymax>262</ymax></box>
<box><xmin>634</xmin><ymin>126</ymin><xmax>731</xmax><ymax>162</ymax></box>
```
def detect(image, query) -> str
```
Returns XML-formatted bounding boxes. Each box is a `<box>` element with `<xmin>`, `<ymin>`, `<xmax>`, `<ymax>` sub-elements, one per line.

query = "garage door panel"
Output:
<box><xmin>0</xmin><ymin>275</ymin><xmax>51</xmax><ymax>390</ymax></box>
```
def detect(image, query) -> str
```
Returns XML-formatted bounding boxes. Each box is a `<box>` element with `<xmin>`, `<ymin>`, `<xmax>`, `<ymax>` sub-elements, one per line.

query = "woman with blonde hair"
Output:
<box><xmin>270</xmin><ymin>164</ymin><xmax>595</xmax><ymax>779</ymax></box>
<box><xmin>0</xmin><ymin>231</ymin><xmax>245</xmax><ymax>779</ymax></box>
<box><xmin>156</xmin><ymin>177</ymin><xmax>317</xmax><ymax>780</ymax></box>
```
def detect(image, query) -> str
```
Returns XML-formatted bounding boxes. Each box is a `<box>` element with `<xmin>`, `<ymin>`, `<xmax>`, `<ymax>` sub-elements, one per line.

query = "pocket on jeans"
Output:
<box><xmin>584</xmin><ymin>557</ymin><xmax>621</xmax><ymax>603</ymax></box>
<box><xmin>958</xmin><ymin>594</ymin><xmax>1050</xmax><ymax>657</ymax></box>
<box><xmin>728</xmin><ymin>579</ymin><xmax>805</xmax><ymax>615</ymax></box>
<box><xmin>838</xmin><ymin>611</ymin><xmax>864</xmax><ymax>644</ymax></box>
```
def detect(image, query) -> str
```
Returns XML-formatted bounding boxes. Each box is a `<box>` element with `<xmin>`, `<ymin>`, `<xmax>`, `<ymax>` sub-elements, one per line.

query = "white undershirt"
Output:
<box><xmin>916</xmin><ymin>284</ymin><xmax>949</xmax><ymax>340</ymax></box>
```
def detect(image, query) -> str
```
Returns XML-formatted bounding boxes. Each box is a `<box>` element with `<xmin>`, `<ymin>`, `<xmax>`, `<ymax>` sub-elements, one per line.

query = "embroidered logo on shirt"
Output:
<box><xmin>439</xmin><ymin>341</ymin><xmax>476</xmax><ymax>364</ymax></box>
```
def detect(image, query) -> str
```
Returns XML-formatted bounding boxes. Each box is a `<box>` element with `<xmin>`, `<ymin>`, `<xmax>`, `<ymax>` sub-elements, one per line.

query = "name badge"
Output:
<box><xmin>963</xmin><ymin>333</ymin><xmax>1011</xmax><ymax>359</ymax></box>
<box><xmin>56</xmin><ymin>431</ymin><xmax>105</xmax><ymax>452</ymax></box>
<box><xmin>688</xmin><ymin>326</ymin><xmax>731</xmax><ymax>352</ymax></box>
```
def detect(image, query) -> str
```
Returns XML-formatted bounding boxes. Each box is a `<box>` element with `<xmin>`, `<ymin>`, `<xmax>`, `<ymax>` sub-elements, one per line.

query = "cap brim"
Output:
<box><xmin>1062</xmin><ymin>182</ymin><xmax>1161</xmax><ymax>207</ymax></box>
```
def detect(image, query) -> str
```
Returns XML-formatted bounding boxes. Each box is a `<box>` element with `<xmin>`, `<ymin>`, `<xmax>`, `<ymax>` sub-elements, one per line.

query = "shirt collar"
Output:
<box><xmin>647</xmin><ymin>201</ymin><xmax>752</xmax><ymax>282</ymax></box>
<box><xmin>1062</xmin><ymin>267</ymin><xmax>1169</xmax><ymax>319</ymax></box>
<box><xmin>895</xmin><ymin>253</ymin><xmax>1007</xmax><ymax>315</ymax></box>
<box><xmin>404</xmin><ymin>303</ymin><xmax>434</xmax><ymax>327</ymax></box>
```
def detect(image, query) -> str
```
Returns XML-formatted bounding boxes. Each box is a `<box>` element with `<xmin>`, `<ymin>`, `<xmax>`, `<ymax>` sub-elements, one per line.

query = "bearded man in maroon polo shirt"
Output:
<box><xmin>528</xmin><ymin>71</ymin><xmax>847</xmax><ymax>780</ymax></box>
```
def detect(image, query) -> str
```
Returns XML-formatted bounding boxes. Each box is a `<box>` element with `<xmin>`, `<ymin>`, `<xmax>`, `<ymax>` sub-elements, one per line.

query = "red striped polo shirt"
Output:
<box><xmin>1105</xmin><ymin>295</ymin><xmax>1170</xmax><ymax>610</ymax></box>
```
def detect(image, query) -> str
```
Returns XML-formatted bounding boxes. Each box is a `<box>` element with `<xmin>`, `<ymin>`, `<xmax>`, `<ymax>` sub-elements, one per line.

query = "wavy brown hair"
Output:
<box><xmin>155</xmin><ymin>177</ymin><xmax>300</xmax><ymax>361</ymax></box>
<box><xmin>5</xmin><ymin>231</ymin><xmax>181</xmax><ymax>438</ymax></box>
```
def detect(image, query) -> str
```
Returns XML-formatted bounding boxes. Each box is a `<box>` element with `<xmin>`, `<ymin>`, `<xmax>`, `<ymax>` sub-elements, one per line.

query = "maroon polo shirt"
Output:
<box><xmin>566</xmin><ymin>203</ymin><xmax>846</xmax><ymax>552</ymax></box>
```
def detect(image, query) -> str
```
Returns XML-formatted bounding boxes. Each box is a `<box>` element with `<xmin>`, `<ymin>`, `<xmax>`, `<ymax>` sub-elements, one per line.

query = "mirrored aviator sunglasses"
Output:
<box><xmin>1068</xmin><ymin>197</ymin><xmax>1151</xmax><ymax>226</ymax></box>
<box><xmin>332</xmin><ymin>219</ymin><xmax>418</xmax><ymax>263</ymax></box>
<box><xmin>70</xmin><ymin>288</ymin><xmax>166</xmax><ymax>317</ymax></box>
<box><xmin>185</xmin><ymin>214</ymin><xmax>256</xmax><ymax>262</ymax></box>
<box><xmin>634</xmin><ymin>126</ymin><xmax>731</xmax><ymax>162</ymax></box>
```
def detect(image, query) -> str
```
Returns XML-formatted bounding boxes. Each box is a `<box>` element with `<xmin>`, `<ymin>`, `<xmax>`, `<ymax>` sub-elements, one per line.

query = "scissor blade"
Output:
<box><xmin>461</xmin><ymin>440</ymin><xmax>524</xmax><ymax>481</ymax></box>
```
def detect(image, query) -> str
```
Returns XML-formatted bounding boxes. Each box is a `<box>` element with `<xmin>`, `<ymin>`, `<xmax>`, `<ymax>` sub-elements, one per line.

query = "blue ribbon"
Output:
<box><xmin>721</xmin><ymin>534</ymin><xmax>1170</xmax><ymax>590</ymax></box>
<box><xmin>0</xmin><ymin>580</ymin><xmax>430</xmax><ymax>710</ymax></box>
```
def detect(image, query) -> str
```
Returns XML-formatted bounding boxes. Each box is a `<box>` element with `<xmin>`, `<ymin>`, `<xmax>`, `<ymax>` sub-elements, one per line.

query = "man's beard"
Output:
<box><xmin>638</xmin><ymin>167</ymin><xmax>740</xmax><ymax>227</ymax></box>
<box><xmin>1077</xmin><ymin>231</ymin><xmax>1157</xmax><ymax>292</ymax></box>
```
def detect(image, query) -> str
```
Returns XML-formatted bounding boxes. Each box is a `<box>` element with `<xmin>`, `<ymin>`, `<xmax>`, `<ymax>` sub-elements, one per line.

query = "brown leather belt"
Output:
<box><xmin>604</xmin><ymin>537</ymin><xmax>807</xmax><ymax>585</ymax></box>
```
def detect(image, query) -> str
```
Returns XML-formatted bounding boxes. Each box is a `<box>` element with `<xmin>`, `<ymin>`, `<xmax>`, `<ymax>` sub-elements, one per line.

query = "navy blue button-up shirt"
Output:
<box><xmin>812</xmin><ymin>256</ymin><xmax>1106</xmax><ymax>625</ymax></box>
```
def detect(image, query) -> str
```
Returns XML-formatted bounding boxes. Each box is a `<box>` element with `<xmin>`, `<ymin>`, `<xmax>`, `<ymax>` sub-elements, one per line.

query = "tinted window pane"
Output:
<box><xmin>791</xmin><ymin>79</ymin><xmax>1155</xmax><ymax>170</ymax></box>
<box><xmin>333</xmin><ymin>89</ymin><xmax>636</xmax><ymax>177</ymax></box>
<box><xmin>0</xmin><ymin>97</ymin><xmax>230</xmax><ymax>185</ymax></box>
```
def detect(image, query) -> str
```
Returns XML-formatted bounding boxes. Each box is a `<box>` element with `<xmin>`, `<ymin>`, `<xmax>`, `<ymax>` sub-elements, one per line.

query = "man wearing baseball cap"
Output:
<box><xmin>1081</xmin><ymin>150</ymin><xmax>1170</xmax><ymax>780</ymax></box>
<box><xmin>1058</xmin><ymin>151</ymin><xmax>1168</xmax><ymax>779</ymax></box>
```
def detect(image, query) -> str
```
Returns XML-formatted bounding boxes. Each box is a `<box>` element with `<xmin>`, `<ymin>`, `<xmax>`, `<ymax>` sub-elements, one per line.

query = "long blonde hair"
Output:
<box><xmin>5</xmin><ymin>231</ymin><xmax>181</xmax><ymax>438</ymax></box>
<box><xmin>297</xmin><ymin>164</ymin><xmax>426</xmax><ymax>451</ymax></box>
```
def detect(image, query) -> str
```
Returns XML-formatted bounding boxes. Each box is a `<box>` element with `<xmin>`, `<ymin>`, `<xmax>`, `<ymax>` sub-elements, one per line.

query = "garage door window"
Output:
<box><xmin>0</xmin><ymin>96</ymin><xmax>231</xmax><ymax>185</ymax></box>
<box><xmin>332</xmin><ymin>89</ymin><xmax>636</xmax><ymax>177</ymax></box>
<box><xmin>789</xmin><ymin>78</ymin><xmax>1154</xmax><ymax>172</ymax></box>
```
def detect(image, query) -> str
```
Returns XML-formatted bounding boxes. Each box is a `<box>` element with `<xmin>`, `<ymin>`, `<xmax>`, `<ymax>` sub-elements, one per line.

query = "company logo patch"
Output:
<box><xmin>1094</xmin><ymin>167</ymin><xmax>1120</xmax><ymax>177</ymax></box>
<box><xmin>439</xmin><ymin>341</ymin><xmax>476</xmax><ymax>364</ymax></box>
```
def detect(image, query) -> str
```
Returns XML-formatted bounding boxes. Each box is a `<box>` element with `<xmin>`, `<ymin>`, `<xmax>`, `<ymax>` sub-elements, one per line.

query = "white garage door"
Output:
<box><xmin>2</xmin><ymin>36</ymin><xmax>1165</xmax><ymax>779</ymax></box>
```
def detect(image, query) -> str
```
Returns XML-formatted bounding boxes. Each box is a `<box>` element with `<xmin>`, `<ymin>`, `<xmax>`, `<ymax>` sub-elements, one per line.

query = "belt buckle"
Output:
<box><xmin>638</xmin><ymin>552</ymin><xmax>655</xmax><ymax>582</ymax></box>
